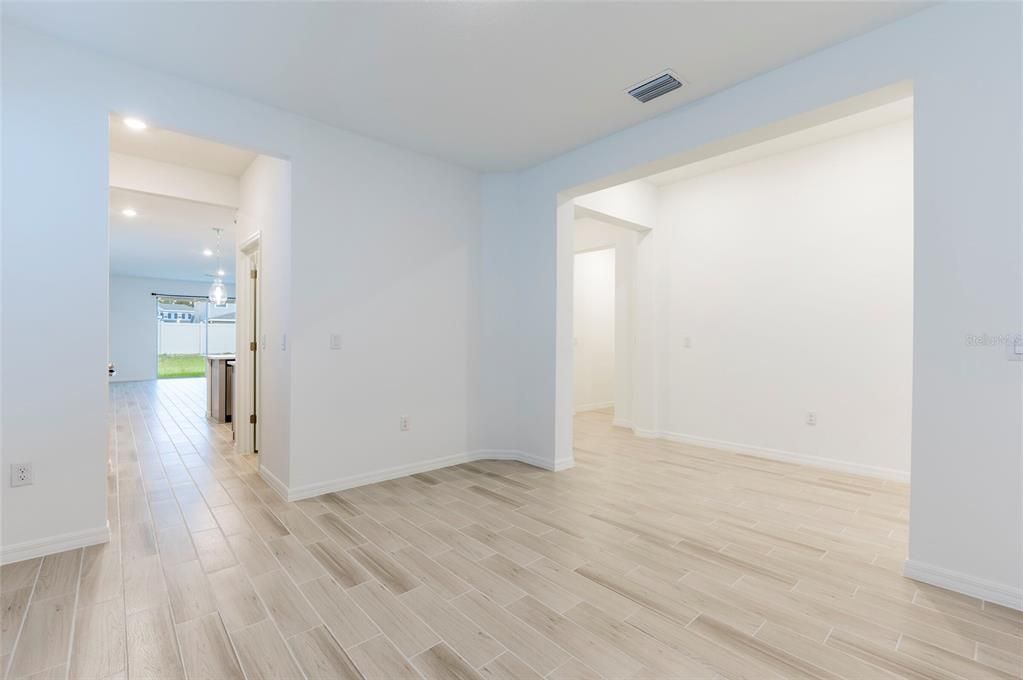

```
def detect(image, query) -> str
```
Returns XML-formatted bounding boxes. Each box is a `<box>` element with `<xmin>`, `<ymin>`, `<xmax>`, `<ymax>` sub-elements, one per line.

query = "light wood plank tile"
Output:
<box><xmin>347</xmin><ymin>580</ymin><xmax>438</xmax><ymax>658</ymax></box>
<box><xmin>176</xmin><ymin>613</ymin><xmax>244</xmax><ymax>680</ymax></box>
<box><xmin>348</xmin><ymin>635</ymin><xmax>422</xmax><ymax>680</ymax></box>
<box><xmin>298</xmin><ymin>577</ymin><xmax>379</xmax><ymax>649</ymax></box>
<box><xmin>411</xmin><ymin>642</ymin><xmax>483</xmax><ymax>680</ymax></box>
<box><xmin>78</xmin><ymin>542</ymin><xmax>122</xmax><ymax>606</ymax></box>
<box><xmin>230</xmin><ymin>618</ymin><xmax>303</xmax><ymax>680</ymax></box>
<box><xmin>400</xmin><ymin>586</ymin><xmax>504</xmax><ymax>667</ymax></box>
<box><xmin>391</xmin><ymin>547</ymin><xmax>471</xmax><ymax>600</ymax></box>
<box><xmin>433</xmin><ymin>551</ymin><xmax>524</xmax><ymax>606</ymax></box>
<box><xmin>506</xmin><ymin>596</ymin><xmax>642</xmax><ymax>679</ymax></box>
<box><xmin>0</xmin><ymin>561</ymin><xmax>40</xmax><ymax>595</ymax></box>
<box><xmin>191</xmin><ymin>528</ymin><xmax>237</xmax><ymax>574</ymax></box>
<box><xmin>123</xmin><ymin>555</ymin><xmax>169</xmax><ymax>615</ymax></box>
<box><xmin>306</xmin><ymin>541</ymin><xmax>372</xmax><ymax>589</ymax></box>
<box><xmin>164</xmin><ymin>560</ymin><xmax>216</xmax><ymax>623</ymax></box>
<box><xmin>288</xmin><ymin>626</ymin><xmax>363</xmax><ymax>680</ymax></box>
<box><xmin>314</xmin><ymin>514</ymin><xmax>367</xmax><ymax>550</ymax></box>
<box><xmin>226</xmin><ymin>531</ymin><xmax>278</xmax><ymax>577</ymax></box>
<box><xmin>346</xmin><ymin>515</ymin><xmax>407</xmax><ymax>552</ymax></box>
<box><xmin>478</xmin><ymin>652</ymin><xmax>542</xmax><ymax>680</ymax></box>
<box><xmin>0</xmin><ymin>589</ymin><xmax>31</xmax><ymax>658</ymax></box>
<box><xmin>8</xmin><ymin>594</ymin><xmax>74</xmax><ymax>678</ymax></box>
<box><xmin>451</xmin><ymin>590</ymin><xmax>569</xmax><ymax>676</ymax></box>
<box><xmin>250</xmin><ymin>570</ymin><xmax>320</xmax><ymax>637</ymax></box>
<box><xmin>125</xmin><ymin>605</ymin><xmax>185</xmax><ymax>680</ymax></box>
<box><xmin>267</xmin><ymin>535</ymin><xmax>326</xmax><ymax>584</ymax></box>
<box><xmin>69</xmin><ymin>598</ymin><xmax>126</xmax><ymax>679</ymax></box>
<box><xmin>349</xmin><ymin>543</ymin><xmax>420</xmax><ymax>594</ymax></box>
<box><xmin>32</xmin><ymin>550</ymin><xmax>82</xmax><ymax>601</ymax></box>
<box><xmin>155</xmin><ymin>526</ymin><xmax>197</xmax><ymax>567</ymax></box>
<box><xmin>208</xmin><ymin>566</ymin><xmax>266</xmax><ymax>632</ymax></box>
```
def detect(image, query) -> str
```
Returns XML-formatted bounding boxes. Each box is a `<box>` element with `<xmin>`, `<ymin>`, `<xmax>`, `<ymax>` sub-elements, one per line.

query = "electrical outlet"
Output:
<box><xmin>330</xmin><ymin>334</ymin><xmax>342</xmax><ymax>350</ymax></box>
<box><xmin>806</xmin><ymin>411</ymin><xmax>817</xmax><ymax>426</ymax></box>
<box><xmin>10</xmin><ymin>463</ymin><xmax>32</xmax><ymax>487</ymax></box>
<box><xmin>400</xmin><ymin>415</ymin><xmax>409</xmax><ymax>432</ymax></box>
<box><xmin>683</xmin><ymin>336</ymin><xmax>692</xmax><ymax>349</ymax></box>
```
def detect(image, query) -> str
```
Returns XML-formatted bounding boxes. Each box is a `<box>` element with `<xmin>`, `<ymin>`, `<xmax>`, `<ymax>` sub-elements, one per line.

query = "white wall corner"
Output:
<box><xmin>0</xmin><ymin>522</ymin><xmax>110</xmax><ymax>565</ymax></box>
<box><xmin>258</xmin><ymin>464</ymin><xmax>291</xmax><ymax>503</ymax></box>
<box><xmin>904</xmin><ymin>559</ymin><xmax>1023</xmax><ymax>612</ymax></box>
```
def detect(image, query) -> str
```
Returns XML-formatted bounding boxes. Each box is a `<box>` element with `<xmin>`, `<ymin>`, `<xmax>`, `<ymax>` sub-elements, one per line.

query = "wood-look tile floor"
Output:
<box><xmin>3</xmin><ymin>380</ymin><xmax>1021</xmax><ymax>679</ymax></box>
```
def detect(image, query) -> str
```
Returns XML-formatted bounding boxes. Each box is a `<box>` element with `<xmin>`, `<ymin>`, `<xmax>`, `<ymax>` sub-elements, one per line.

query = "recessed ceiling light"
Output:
<box><xmin>203</xmin><ymin>248</ymin><xmax>214</xmax><ymax>257</ymax></box>
<box><xmin>121</xmin><ymin>208</ymin><xmax>137</xmax><ymax>217</ymax></box>
<box><xmin>123</xmin><ymin>117</ymin><xmax>148</xmax><ymax>131</ymax></box>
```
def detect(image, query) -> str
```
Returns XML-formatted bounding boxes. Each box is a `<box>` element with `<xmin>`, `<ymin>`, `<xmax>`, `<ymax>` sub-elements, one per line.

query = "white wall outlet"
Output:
<box><xmin>10</xmin><ymin>463</ymin><xmax>32</xmax><ymax>487</ymax></box>
<box><xmin>683</xmin><ymin>336</ymin><xmax>692</xmax><ymax>349</ymax></box>
<box><xmin>806</xmin><ymin>411</ymin><xmax>817</xmax><ymax>426</ymax></box>
<box><xmin>400</xmin><ymin>415</ymin><xmax>409</xmax><ymax>432</ymax></box>
<box><xmin>329</xmin><ymin>334</ymin><xmax>342</xmax><ymax>350</ymax></box>
<box><xmin>281</xmin><ymin>334</ymin><xmax>287</xmax><ymax>351</ymax></box>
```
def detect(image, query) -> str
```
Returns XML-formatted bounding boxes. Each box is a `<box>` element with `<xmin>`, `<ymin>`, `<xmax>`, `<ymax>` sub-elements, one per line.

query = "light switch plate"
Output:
<box><xmin>330</xmin><ymin>334</ymin><xmax>342</xmax><ymax>350</ymax></box>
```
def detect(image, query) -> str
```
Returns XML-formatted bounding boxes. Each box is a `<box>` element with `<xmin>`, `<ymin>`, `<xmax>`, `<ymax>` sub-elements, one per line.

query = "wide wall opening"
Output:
<box><xmin>107</xmin><ymin>114</ymin><xmax>290</xmax><ymax>457</ymax></box>
<box><xmin>564</xmin><ymin>96</ymin><xmax>914</xmax><ymax>484</ymax></box>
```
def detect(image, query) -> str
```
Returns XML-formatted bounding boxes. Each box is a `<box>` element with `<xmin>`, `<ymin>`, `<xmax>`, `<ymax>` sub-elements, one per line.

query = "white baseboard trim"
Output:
<box><xmin>655</xmin><ymin>430</ymin><xmax>909</xmax><ymax>482</ymax></box>
<box><xmin>277</xmin><ymin>449</ymin><xmax>573</xmax><ymax>502</ymax></box>
<box><xmin>258</xmin><ymin>464</ymin><xmax>291</xmax><ymax>502</ymax></box>
<box><xmin>1</xmin><ymin>522</ymin><xmax>110</xmax><ymax>565</ymax></box>
<box><xmin>574</xmin><ymin>401</ymin><xmax>614</xmax><ymax>413</ymax></box>
<box><xmin>904</xmin><ymin>559</ymin><xmax>1023</xmax><ymax>611</ymax></box>
<box><xmin>611</xmin><ymin>418</ymin><xmax>633</xmax><ymax>429</ymax></box>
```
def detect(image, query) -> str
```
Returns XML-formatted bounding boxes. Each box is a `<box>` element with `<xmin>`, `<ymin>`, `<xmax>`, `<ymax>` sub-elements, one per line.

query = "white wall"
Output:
<box><xmin>575</xmin><ymin>180</ymin><xmax>657</xmax><ymax>230</ymax></box>
<box><xmin>285</xmin><ymin>136</ymin><xmax>478</xmax><ymax>496</ymax></box>
<box><xmin>236</xmin><ymin>155</ymin><xmax>291</xmax><ymax>486</ymax></box>
<box><xmin>109</xmin><ymin>275</ymin><xmax>236</xmax><ymax>382</ymax></box>
<box><xmin>477</xmin><ymin>3</ymin><xmax>1021</xmax><ymax>605</ymax></box>
<box><xmin>1</xmin><ymin>24</ymin><xmax>478</xmax><ymax>559</ymax></box>
<box><xmin>575</xmin><ymin>218</ymin><xmax>637</xmax><ymax>423</ymax></box>
<box><xmin>657</xmin><ymin>120</ymin><xmax>913</xmax><ymax>477</ymax></box>
<box><xmin>109</xmin><ymin>152</ymin><xmax>239</xmax><ymax>208</ymax></box>
<box><xmin>573</xmin><ymin>248</ymin><xmax>615</xmax><ymax>411</ymax></box>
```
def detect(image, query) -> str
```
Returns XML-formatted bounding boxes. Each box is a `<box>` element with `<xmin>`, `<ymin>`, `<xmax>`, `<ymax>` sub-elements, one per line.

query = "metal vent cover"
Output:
<box><xmin>627</xmin><ymin>70</ymin><xmax>684</xmax><ymax>103</ymax></box>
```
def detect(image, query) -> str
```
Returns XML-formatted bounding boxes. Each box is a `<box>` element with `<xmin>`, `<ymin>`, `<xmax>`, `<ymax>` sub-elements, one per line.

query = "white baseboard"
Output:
<box><xmin>611</xmin><ymin>418</ymin><xmax>632</xmax><ymax>429</ymax></box>
<box><xmin>904</xmin><ymin>559</ymin><xmax>1023</xmax><ymax>611</ymax></box>
<box><xmin>655</xmin><ymin>429</ymin><xmax>909</xmax><ymax>482</ymax></box>
<box><xmin>575</xmin><ymin>401</ymin><xmax>614</xmax><ymax>413</ymax></box>
<box><xmin>276</xmin><ymin>449</ymin><xmax>572</xmax><ymax>502</ymax></box>
<box><xmin>258</xmin><ymin>464</ymin><xmax>291</xmax><ymax>501</ymax></box>
<box><xmin>1</xmin><ymin>522</ymin><xmax>110</xmax><ymax>565</ymax></box>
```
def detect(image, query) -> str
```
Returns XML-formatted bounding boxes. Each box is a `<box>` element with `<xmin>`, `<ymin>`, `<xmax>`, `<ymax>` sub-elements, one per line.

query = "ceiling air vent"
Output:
<box><xmin>627</xmin><ymin>70</ymin><xmax>684</xmax><ymax>103</ymax></box>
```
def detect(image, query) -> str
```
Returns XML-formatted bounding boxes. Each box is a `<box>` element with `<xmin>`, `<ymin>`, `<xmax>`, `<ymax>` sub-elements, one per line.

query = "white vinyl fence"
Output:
<box><xmin>159</xmin><ymin>323</ymin><xmax>235</xmax><ymax>355</ymax></box>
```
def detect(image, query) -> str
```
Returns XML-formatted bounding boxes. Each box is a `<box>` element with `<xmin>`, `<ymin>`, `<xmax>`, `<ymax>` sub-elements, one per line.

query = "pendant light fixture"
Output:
<box><xmin>208</xmin><ymin>227</ymin><xmax>228</xmax><ymax>306</ymax></box>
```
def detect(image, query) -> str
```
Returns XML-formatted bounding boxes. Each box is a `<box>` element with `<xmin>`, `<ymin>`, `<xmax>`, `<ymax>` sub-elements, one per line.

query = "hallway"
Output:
<box><xmin>1</xmin><ymin>382</ymin><xmax>1020</xmax><ymax>679</ymax></box>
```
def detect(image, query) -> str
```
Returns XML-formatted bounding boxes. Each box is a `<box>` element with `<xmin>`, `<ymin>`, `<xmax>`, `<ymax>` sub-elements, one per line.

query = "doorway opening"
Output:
<box><xmin>106</xmin><ymin>114</ymin><xmax>272</xmax><ymax>455</ymax></box>
<box><xmin>561</xmin><ymin>94</ymin><xmax>914</xmax><ymax>487</ymax></box>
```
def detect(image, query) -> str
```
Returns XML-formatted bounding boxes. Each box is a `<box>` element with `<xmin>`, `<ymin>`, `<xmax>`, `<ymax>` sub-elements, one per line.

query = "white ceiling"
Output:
<box><xmin>110</xmin><ymin>188</ymin><xmax>237</xmax><ymax>283</ymax></box>
<box><xmin>110</xmin><ymin>119</ymin><xmax>257</xmax><ymax>176</ymax></box>
<box><xmin>8</xmin><ymin>2</ymin><xmax>928</xmax><ymax>171</ymax></box>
